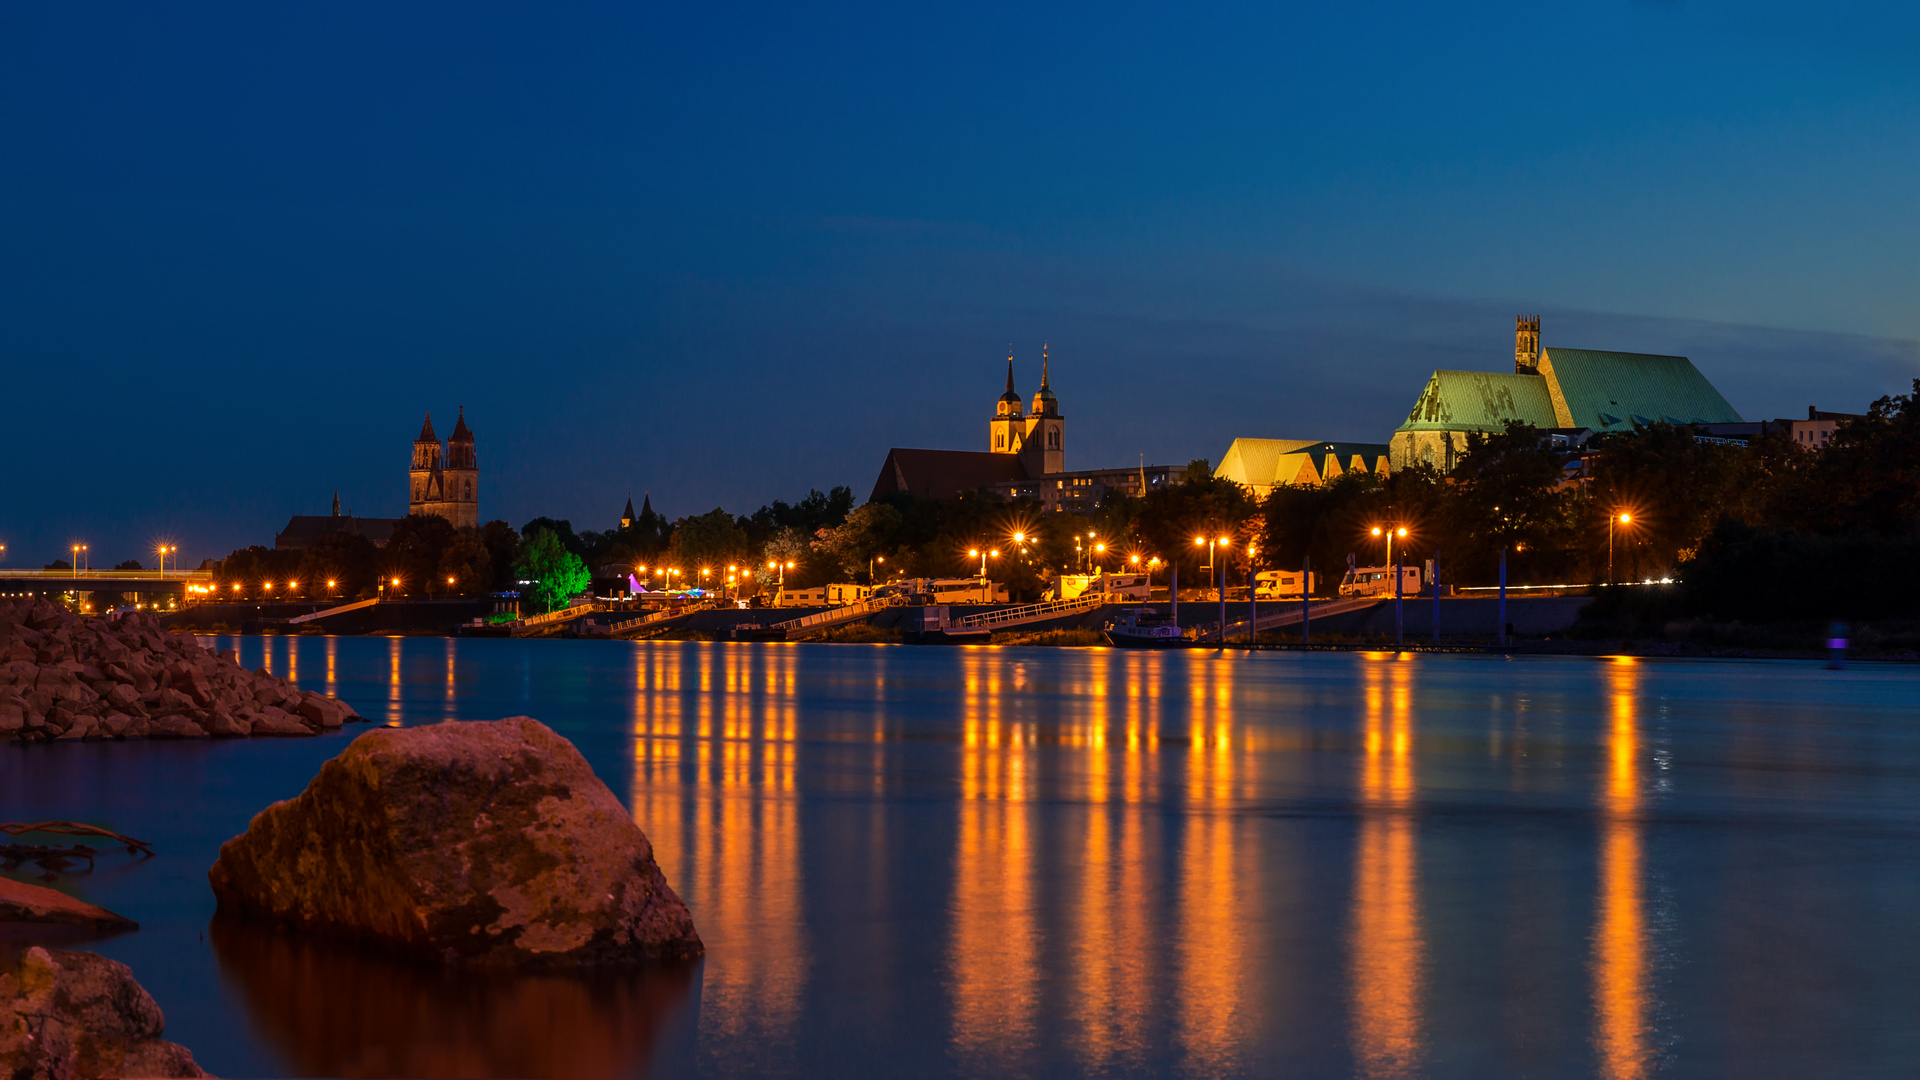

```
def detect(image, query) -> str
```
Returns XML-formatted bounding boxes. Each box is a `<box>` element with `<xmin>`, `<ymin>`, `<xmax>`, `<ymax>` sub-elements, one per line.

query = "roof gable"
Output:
<box><xmin>1539</xmin><ymin>348</ymin><xmax>1742</xmax><ymax>431</ymax></box>
<box><xmin>1395</xmin><ymin>371</ymin><xmax>1558</xmax><ymax>433</ymax></box>
<box><xmin>869</xmin><ymin>448</ymin><xmax>1029</xmax><ymax>502</ymax></box>
<box><xmin>1215</xmin><ymin>438</ymin><xmax>1322</xmax><ymax>487</ymax></box>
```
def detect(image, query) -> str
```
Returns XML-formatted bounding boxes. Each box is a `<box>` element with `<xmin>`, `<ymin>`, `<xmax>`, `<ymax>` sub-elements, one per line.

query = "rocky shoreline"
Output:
<box><xmin>0</xmin><ymin>598</ymin><xmax>364</xmax><ymax>743</ymax></box>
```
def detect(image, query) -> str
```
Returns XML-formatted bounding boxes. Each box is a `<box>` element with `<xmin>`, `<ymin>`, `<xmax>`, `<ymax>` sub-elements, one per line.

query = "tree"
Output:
<box><xmin>385</xmin><ymin>514</ymin><xmax>458</xmax><ymax>596</ymax></box>
<box><xmin>439</xmin><ymin>529</ymin><xmax>494</xmax><ymax>595</ymax></box>
<box><xmin>296</xmin><ymin>532</ymin><xmax>379</xmax><ymax>599</ymax></box>
<box><xmin>114</xmin><ymin>559</ymin><xmax>143</xmax><ymax>571</ymax></box>
<box><xmin>516</xmin><ymin>528</ymin><xmax>590</xmax><ymax>613</ymax></box>
<box><xmin>479</xmin><ymin>520</ymin><xmax>523</xmax><ymax>588</ymax></box>
<box><xmin>668</xmin><ymin>508</ymin><xmax>751</xmax><ymax>585</ymax></box>
<box><xmin>818</xmin><ymin>502</ymin><xmax>905</xmax><ymax>580</ymax></box>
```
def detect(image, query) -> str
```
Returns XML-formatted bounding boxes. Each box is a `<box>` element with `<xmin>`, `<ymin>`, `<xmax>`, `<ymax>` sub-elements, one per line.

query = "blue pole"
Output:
<box><xmin>1431</xmin><ymin>550</ymin><xmax>1440</xmax><ymax>647</ymax></box>
<box><xmin>1498</xmin><ymin>546</ymin><xmax>1507</xmax><ymax>647</ymax></box>
<box><xmin>1302</xmin><ymin>554</ymin><xmax>1311</xmax><ymax>645</ymax></box>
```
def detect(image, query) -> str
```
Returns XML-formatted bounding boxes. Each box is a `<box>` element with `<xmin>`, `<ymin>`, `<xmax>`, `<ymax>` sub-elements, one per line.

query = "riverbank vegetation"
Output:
<box><xmin>198</xmin><ymin>382</ymin><xmax>1920</xmax><ymax>627</ymax></box>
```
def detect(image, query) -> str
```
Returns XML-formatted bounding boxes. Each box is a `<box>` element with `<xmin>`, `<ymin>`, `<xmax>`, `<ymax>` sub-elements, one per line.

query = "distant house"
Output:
<box><xmin>1213</xmin><ymin>439</ymin><xmax>1391</xmax><ymax>498</ymax></box>
<box><xmin>1389</xmin><ymin>316</ymin><xmax>1743</xmax><ymax>472</ymax></box>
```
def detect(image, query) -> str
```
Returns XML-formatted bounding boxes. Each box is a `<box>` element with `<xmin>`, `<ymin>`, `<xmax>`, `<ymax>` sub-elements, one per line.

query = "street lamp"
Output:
<box><xmin>326</xmin><ymin>579</ymin><xmax>337</xmax><ymax>597</ymax></box>
<box><xmin>72</xmin><ymin>544</ymin><xmax>88</xmax><ymax>575</ymax></box>
<box><xmin>968</xmin><ymin>548</ymin><xmax>999</xmax><ymax>578</ymax></box>
<box><xmin>1608</xmin><ymin>511</ymin><xmax>1633</xmax><ymax>584</ymax></box>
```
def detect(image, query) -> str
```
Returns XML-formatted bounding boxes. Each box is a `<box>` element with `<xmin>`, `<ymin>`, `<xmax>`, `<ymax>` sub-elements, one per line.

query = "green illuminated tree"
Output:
<box><xmin>516</xmin><ymin>527</ymin><xmax>590</xmax><ymax>612</ymax></box>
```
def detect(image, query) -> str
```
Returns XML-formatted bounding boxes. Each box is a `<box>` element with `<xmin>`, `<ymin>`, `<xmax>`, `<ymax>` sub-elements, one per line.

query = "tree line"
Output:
<box><xmin>212</xmin><ymin>382</ymin><xmax>1920</xmax><ymax>619</ymax></box>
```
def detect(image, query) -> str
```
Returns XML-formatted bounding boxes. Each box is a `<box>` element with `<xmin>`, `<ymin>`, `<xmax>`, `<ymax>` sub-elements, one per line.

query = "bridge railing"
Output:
<box><xmin>770</xmin><ymin>596</ymin><xmax>899</xmax><ymax>632</ymax></box>
<box><xmin>952</xmin><ymin>593</ymin><xmax>1106</xmax><ymax>629</ymax></box>
<box><xmin>518</xmin><ymin>600</ymin><xmax>605</xmax><ymax>628</ymax></box>
<box><xmin>0</xmin><ymin>569</ymin><xmax>213</xmax><ymax>581</ymax></box>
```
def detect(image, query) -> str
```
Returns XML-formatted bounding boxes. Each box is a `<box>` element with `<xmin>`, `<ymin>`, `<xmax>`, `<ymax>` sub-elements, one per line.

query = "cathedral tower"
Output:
<box><xmin>442</xmin><ymin>407</ymin><xmax>479</xmax><ymax>529</ymax></box>
<box><xmin>409</xmin><ymin>409</ymin><xmax>480</xmax><ymax>529</ymax></box>
<box><xmin>1020</xmin><ymin>345</ymin><xmax>1065</xmax><ymax>476</ymax></box>
<box><xmin>1515</xmin><ymin>314</ymin><xmax>1541</xmax><ymax>374</ymax></box>
<box><xmin>989</xmin><ymin>352</ymin><xmax>1027</xmax><ymax>455</ymax></box>
<box><xmin>410</xmin><ymin>413</ymin><xmax>443</xmax><ymax>511</ymax></box>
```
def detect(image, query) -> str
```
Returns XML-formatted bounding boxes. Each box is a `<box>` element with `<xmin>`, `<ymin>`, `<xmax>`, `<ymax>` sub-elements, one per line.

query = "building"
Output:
<box><xmin>869</xmin><ymin>350</ymin><xmax>1188</xmax><ymax>509</ymax></box>
<box><xmin>1793</xmin><ymin>406</ymin><xmax>1864</xmax><ymax>449</ymax></box>
<box><xmin>1390</xmin><ymin>316</ymin><xmax>1743</xmax><ymax>471</ymax></box>
<box><xmin>1213</xmin><ymin>439</ymin><xmax>1391</xmax><ymax>498</ymax></box>
<box><xmin>275</xmin><ymin>411</ymin><xmax>484</xmax><ymax>549</ymax></box>
<box><xmin>274</xmin><ymin>491</ymin><xmax>402</xmax><ymax>550</ymax></box>
<box><xmin>410</xmin><ymin>408</ymin><xmax>480</xmax><ymax>529</ymax></box>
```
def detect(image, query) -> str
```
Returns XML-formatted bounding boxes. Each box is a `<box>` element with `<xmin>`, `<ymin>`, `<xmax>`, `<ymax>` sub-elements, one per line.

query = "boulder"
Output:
<box><xmin>209</xmin><ymin>716</ymin><xmax>702</xmax><ymax>968</ymax></box>
<box><xmin>0</xmin><ymin>879</ymin><xmax>138</xmax><ymax>931</ymax></box>
<box><xmin>0</xmin><ymin>947</ymin><xmax>205</xmax><ymax>1078</ymax></box>
<box><xmin>248</xmin><ymin>708</ymin><xmax>312</xmax><ymax>737</ymax></box>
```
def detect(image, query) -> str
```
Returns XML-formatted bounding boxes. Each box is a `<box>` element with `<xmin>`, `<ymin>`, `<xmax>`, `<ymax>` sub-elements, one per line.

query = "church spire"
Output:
<box><xmin>417</xmin><ymin>412</ymin><xmax>437</xmax><ymax>443</ymax></box>
<box><xmin>1041</xmin><ymin>342</ymin><xmax>1050</xmax><ymax>389</ymax></box>
<box><xmin>332</xmin><ymin>489</ymin><xmax>341</xmax><ymax>517</ymax></box>
<box><xmin>1005</xmin><ymin>349</ymin><xmax>1016</xmax><ymax>396</ymax></box>
<box><xmin>622</xmin><ymin>493</ymin><xmax>637</xmax><ymax>530</ymax></box>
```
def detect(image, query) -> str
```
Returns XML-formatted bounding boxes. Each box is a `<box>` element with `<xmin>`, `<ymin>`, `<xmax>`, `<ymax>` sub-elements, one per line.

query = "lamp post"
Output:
<box><xmin>72</xmin><ymin>544</ymin><xmax>88</xmax><ymax>576</ymax></box>
<box><xmin>869</xmin><ymin>553</ymin><xmax>885</xmax><ymax>583</ymax></box>
<box><xmin>1371</xmin><ymin>523</ymin><xmax>1409</xmax><ymax>646</ymax></box>
<box><xmin>1608</xmin><ymin>512</ymin><xmax>1632</xmax><ymax>584</ymax></box>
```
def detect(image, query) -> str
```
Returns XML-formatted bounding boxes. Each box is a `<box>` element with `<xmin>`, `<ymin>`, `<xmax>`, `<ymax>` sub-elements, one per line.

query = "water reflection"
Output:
<box><xmin>209</xmin><ymin>916</ymin><xmax>692</xmax><ymax>1079</ymax></box>
<box><xmin>1178</xmin><ymin>657</ymin><xmax>1253</xmax><ymax>1074</ymax></box>
<box><xmin>1350</xmin><ymin>656</ymin><xmax>1425</xmax><ymax>1079</ymax></box>
<box><xmin>628</xmin><ymin>645</ymin><xmax>808</xmax><ymax>1062</ymax></box>
<box><xmin>949</xmin><ymin>652</ymin><xmax>1041</xmax><ymax>1069</ymax></box>
<box><xmin>1594</xmin><ymin>659</ymin><xmax>1654</xmax><ymax>1079</ymax></box>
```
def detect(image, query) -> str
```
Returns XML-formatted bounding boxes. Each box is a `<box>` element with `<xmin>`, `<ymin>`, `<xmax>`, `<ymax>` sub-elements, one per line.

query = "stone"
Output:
<box><xmin>0</xmin><ymin>878</ymin><xmax>138</xmax><ymax>931</ymax></box>
<box><xmin>100</xmin><ymin>713</ymin><xmax>132</xmax><ymax>738</ymax></box>
<box><xmin>149</xmin><ymin>717</ymin><xmax>207</xmax><ymax>739</ymax></box>
<box><xmin>205</xmin><ymin>709</ymin><xmax>250</xmax><ymax>738</ymax></box>
<box><xmin>208</xmin><ymin>716</ymin><xmax>702</xmax><ymax>968</ymax></box>
<box><xmin>0</xmin><ymin>947</ymin><xmax>205</xmax><ymax>1078</ymax></box>
<box><xmin>56</xmin><ymin>715</ymin><xmax>100</xmax><ymax>741</ymax></box>
<box><xmin>105</xmin><ymin>683</ymin><xmax>139</xmax><ymax>710</ymax></box>
<box><xmin>295</xmin><ymin>694</ymin><xmax>350</xmax><ymax>729</ymax></box>
<box><xmin>248</xmin><ymin>709</ymin><xmax>313</xmax><ymax>737</ymax></box>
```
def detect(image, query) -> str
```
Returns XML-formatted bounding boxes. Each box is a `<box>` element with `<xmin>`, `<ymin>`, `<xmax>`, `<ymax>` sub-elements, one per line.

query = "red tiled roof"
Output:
<box><xmin>869</xmin><ymin>448</ymin><xmax>1029</xmax><ymax>502</ymax></box>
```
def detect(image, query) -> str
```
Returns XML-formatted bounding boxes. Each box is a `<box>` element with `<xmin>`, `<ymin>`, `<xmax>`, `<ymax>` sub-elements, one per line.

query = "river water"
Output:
<box><xmin>4</xmin><ymin>637</ymin><xmax>1918</xmax><ymax>1079</ymax></box>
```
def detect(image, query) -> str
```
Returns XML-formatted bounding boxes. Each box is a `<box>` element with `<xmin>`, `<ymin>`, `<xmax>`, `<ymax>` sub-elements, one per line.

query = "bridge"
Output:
<box><xmin>1200</xmin><ymin>596</ymin><xmax>1383</xmax><ymax>642</ymax></box>
<box><xmin>0</xmin><ymin>569</ymin><xmax>213</xmax><ymax>596</ymax></box>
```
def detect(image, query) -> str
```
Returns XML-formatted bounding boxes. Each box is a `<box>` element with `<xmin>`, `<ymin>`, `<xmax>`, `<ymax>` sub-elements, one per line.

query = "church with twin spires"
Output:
<box><xmin>409</xmin><ymin>407</ymin><xmax>480</xmax><ymax>529</ymax></box>
<box><xmin>870</xmin><ymin>347</ymin><xmax>1187</xmax><ymax>510</ymax></box>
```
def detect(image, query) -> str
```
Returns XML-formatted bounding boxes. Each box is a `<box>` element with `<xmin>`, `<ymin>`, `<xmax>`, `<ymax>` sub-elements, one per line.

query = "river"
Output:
<box><xmin>4</xmin><ymin>637</ymin><xmax>1919</xmax><ymax>1078</ymax></box>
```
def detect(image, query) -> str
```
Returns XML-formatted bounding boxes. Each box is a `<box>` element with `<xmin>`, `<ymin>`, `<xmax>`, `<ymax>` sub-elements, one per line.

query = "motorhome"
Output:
<box><xmin>1339</xmin><ymin>565</ymin><xmax>1422</xmax><ymax>598</ymax></box>
<box><xmin>774</xmin><ymin>582</ymin><xmax>874</xmax><ymax>608</ymax></box>
<box><xmin>1254</xmin><ymin>570</ymin><xmax>1319</xmax><ymax>600</ymax></box>
<box><xmin>1053</xmin><ymin>571</ymin><xmax>1151</xmax><ymax>601</ymax></box>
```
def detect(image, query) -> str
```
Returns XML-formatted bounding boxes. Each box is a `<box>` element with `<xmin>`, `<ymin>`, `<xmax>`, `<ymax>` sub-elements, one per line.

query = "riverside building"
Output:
<box><xmin>869</xmin><ymin>349</ymin><xmax>1188</xmax><ymax>511</ymax></box>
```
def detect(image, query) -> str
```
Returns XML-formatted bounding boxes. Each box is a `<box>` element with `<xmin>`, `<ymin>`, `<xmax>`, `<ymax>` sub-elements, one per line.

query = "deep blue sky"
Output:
<box><xmin>6</xmin><ymin>1</ymin><xmax>1920</xmax><ymax>567</ymax></box>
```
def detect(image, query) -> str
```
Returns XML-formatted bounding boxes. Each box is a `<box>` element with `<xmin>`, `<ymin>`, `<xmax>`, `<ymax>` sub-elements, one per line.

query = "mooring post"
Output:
<box><xmin>1395</xmin><ymin>548</ymin><xmax>1404</xmax><ymax>648</ymax></box>
<box><xmin>1498</xmin><ymin>546</ymin><xmax>1508</xmax><ymax>648</ymax></box>
<box><xmin>1432</xmin><ymin>550</ymin><xmax>1440</xmax><ymax>647</ymax></box>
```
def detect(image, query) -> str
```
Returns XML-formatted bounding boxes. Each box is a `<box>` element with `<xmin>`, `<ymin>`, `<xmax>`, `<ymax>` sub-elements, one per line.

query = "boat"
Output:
<box><xmin>1102</xmin><ymin>607</ymin><xmax>1186</xmax><ymax>648</ymax></box>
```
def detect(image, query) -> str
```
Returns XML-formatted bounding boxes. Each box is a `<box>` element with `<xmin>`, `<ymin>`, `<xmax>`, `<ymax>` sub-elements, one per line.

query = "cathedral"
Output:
<box><xmin>410</xmin><ymin>408</ymin><xmax>480</xmax><ymax>528</ymax></box>
<box><xmin>870</xmin><ymin>347</ymin><xmax>1189</xmax><ymax>510</ymax></box>
<box><xmin>988</xmin><ymin>347</ymin><xmax>1066</xmax><ymax>475</ymax></box>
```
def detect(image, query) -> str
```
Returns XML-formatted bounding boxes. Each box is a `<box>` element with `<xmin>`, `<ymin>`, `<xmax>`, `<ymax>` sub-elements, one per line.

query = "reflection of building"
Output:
<box><xmin>869</xmin><ymin>351</ymin><xmax>1189</xmax><ymax>511</ymax></box>
<box><xmin>411</xmin><ymin>409</ymin><xmax>480</xmax><ymax>528</ymax></box>
<box><xmin>1390</xmin><ymin>317</ymin><xmax>1742</xmax><ymax>472</ymax></box>
<box><xmin>1212</xmin><ymin>439</ymin><xmax>1391</xmax><ymax>498</ymax></box>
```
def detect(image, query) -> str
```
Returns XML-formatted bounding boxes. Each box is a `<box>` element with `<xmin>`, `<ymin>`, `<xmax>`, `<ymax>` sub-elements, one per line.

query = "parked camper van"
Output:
<box><xmin>1338</xmin><ymin>565</ymin><xmax>1422</xmax><ymax>598</ymax></box>
<box><xmin>1254</xmin><ymin>570</ymin><xmax>1318</xmax><ymax>600</ymax></box>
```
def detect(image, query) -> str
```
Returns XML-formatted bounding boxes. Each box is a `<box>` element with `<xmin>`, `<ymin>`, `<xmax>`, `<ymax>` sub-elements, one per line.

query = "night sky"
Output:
<box><xmin>6</xmin><ymin>2</ymin><xmax>1920</xmax><ymax>567</ymax></box>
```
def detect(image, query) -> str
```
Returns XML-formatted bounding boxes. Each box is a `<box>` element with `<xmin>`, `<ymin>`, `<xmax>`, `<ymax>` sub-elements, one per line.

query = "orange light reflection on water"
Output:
<box><xmin>1593</xmin><ymin>658</ymin><xmax>1652</xmax><ymax>1079</ymax></box>
<box><xmin>628</xmin><ymin>645</ymin><xmax>807</xmax><ymax>1053</ymax></box>
<box><xmin>1349</xmin><ymin>656</ymin><xmax>1425</xmax><ymax>1079</ymax></box>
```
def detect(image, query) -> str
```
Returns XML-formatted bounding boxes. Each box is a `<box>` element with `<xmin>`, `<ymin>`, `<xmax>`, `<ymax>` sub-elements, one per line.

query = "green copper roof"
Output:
<box><xmin>1394</xmin><ymin>371</ymin><xmax>1558</xmax><ymax>433</ymax></box>
<box><xmin>1539</xmin><ymin>348</ymin><xmax>1742</xmax><ymax>431</ymax></box>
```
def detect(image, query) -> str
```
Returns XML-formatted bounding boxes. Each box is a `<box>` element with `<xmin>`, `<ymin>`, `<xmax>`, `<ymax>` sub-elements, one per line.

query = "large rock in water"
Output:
<box><xmin>207</xmin><ymin>716</ymin><xmax>701</xmax><ymax>968</ymax></box>
<box><xmin>0</xmin><ymin>946</ymin><xmax>205</xmax><ymax>1078</ymax></box>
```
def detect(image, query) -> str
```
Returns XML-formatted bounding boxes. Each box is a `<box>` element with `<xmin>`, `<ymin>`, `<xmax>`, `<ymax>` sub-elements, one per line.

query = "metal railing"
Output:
<box><xmin>286</xmin><ymin>598</ymin><xmax>381</xmax><ymax>625</ymax></box>
<box><xmin>0</xmin><ymin>569</ymin><xmax>213</xmax><ymax>581</ymax></box>
<box><xmin>518</xmin><ymin>600</ymin><xmax>604</xmax><ymax>628</ymax></box>
<box><xmin>771</xmin><ymin>595</ymin><xmax>899</xmax><ymax>632</ymax></box>
<box><xmin>606</xmin><ymin>600</ymin><xmax>718</xmax><ymax>635</ymax></box>
<box><xmin>952</xmin><ymin>593</ymin><xmax>1106</xmax><ymax>629</ymax></box>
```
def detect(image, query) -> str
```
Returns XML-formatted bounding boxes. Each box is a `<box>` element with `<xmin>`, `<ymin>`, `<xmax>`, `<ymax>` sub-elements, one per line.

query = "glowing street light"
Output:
<box><xmin>1608</xmin><ymin>511</ymin><xmax>1634</xmax><ymax>584</ymax></box>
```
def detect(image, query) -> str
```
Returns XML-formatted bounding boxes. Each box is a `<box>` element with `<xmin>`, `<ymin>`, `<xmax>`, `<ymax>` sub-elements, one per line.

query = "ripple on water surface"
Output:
<box><xmin>5</xmin><ymin>637</ymin><xmax>1920</xmax><ymax>1079</ymax></box>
